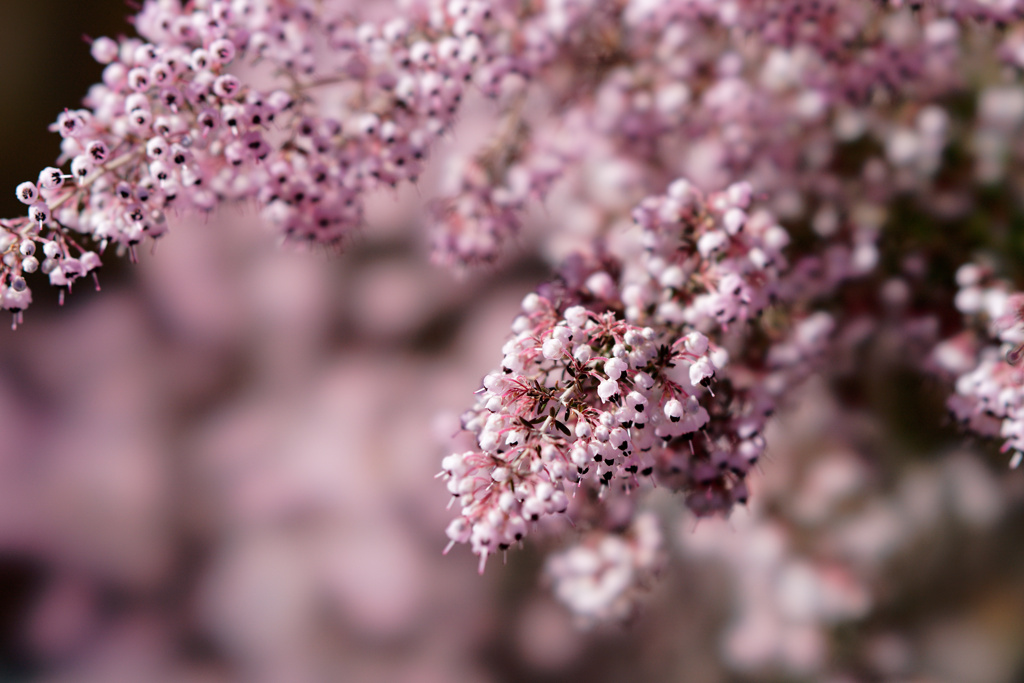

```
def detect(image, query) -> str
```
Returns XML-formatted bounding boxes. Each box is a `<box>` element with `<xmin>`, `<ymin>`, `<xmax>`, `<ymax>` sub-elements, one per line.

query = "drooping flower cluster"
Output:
<box><xmin>441</xmin><ymin>295</ymin><xmax>719</xmax><ymax>570</ymax></box>
<box><xmin>440</xmin><ymin>179</ymin><xmax>850</xmax><ymax>572</ymax></box>
<box><xmin>932</xmin><ymin>263</ymin><xmax>1024</xmax><ymax>468</ymax></box>
<box><xmin>0</xmin><ymin>0</ymin><xmax>565</xmax><ymax>324</ymax></box>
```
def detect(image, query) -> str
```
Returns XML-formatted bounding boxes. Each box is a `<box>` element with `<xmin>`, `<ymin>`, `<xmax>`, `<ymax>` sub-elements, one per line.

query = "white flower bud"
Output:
<box><xmin>564</xmin><ymin>305</ymin><xmax>588</xmax><ymax>328</ymax></box>
<box><xmin>598</xmin><ymin>378</ymin><xmax>620</xmax><ymax>402</ymax></box>
<box><xmin>522</xmin><ymin>292</ymin><xmax>542</xmax><ymax>313</ymax></box>
<box><xmin>689</xmin><ymin>357</ymin><xmax>715</xmax><ymax>386</ymax></box>
<box><xmin>574</xmin><ymin>344</ymin><xmax>593</xmax><ymax>363</ymax></box>
<box><xmin>605</xmin><ymin>357</ymin><xmax>627</xmax><ymax>380</ymax></box>
<box><xmin>542</xmin><ymin>338</ymin><xmax>565</xmax><ymax>359</ymax></box>
<box><xmin>684</xmin><ymin>331</ymin><xmax>709</xmax><ymax>355</ymax></box>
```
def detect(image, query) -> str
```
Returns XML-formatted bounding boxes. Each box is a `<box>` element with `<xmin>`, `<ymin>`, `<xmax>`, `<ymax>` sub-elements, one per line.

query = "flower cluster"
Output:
<box><xmin>545</xmin><ymin>511</ymin><xmax>663</xmax><ymax>624</ymax></box>
<box><xmin>441</xmin><ymin>296</ymin><xmax>722</xmax><ymax>569</ymax></box>
<box><xmin>441</xmin><ymin>179</ymin><xmax>848</xmax><ymax>573</ymax></box>
<box><xmin>932</xmin><ymin>263</ymin><xmax>1024</xmax><ymax>468</ymax></box>
<box><xmin>0</xmin><ymin>0</ymin><xmax>553</xmax><ymax>323</ymax></box>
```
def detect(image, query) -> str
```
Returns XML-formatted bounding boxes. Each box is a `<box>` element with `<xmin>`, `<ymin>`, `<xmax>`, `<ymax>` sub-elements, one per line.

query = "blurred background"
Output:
<box><xmin>1</xmin><ymin>3</ymin><xmax>1024</xmax><ymax>682</ymax></box>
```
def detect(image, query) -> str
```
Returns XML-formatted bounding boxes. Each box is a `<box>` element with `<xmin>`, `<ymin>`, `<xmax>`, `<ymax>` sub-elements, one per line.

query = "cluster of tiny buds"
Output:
<box><xmin>625</xmin><ymin>178</ymin><xmax>791</xmax><ymax>330</ymax></box>
<box><xmin>428</xmin><ymin>129</ymin><xmax>573</xmax><ymax>269</ymax></box>
<box><xmin>545</xmin><ymin>512</ymin><xmax>663</xmax><ymax>623</ymax></box>
<box><xmin>937</xmin><ymin>262</ymin><xmax>1024</xmax><ymax>468</ymax></box>
<box><xmin>1</xmin><ymin>3</ymin><xmax>288</xmax><ymax>325</ymax></box>
<box><xmin>440</xmin><ymin>283</ymin><xmax>736</xmax><ymax>572</ymax></box>
<box><xmin>1</xmin><ymin>195</ymin><xmax>102</xmax><ymax>328</ymax></box>
<box><xmin>2</xmin><ymin>0</ymin><xmax>575</xmax><ymax>326</ymax></box>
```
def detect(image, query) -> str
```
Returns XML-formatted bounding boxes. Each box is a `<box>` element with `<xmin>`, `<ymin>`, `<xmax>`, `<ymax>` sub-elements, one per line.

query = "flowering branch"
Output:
<box><xmin>4</xmin><ymin>0</ymin><xmax>1024</xmax><ymax>624</ymax></box>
